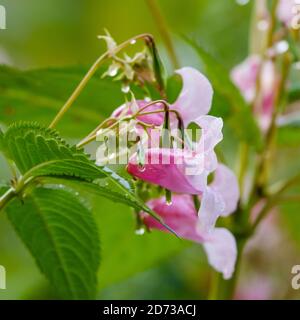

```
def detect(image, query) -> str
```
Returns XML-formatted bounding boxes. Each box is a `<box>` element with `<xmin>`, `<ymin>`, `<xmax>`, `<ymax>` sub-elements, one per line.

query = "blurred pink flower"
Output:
<box><xmin>235</xmin><ymin>275</ymin><xmax>273</xmax><ymax>300</ymax></box>
<box><xmin>141</xmin><ymin>164</ymin><xmax>239</xmax><ymax>279</ymax></box>
<box><xmin>231</xmin><ymin>55</ymin><xmax>277</xmax><ymax>131</ymax></box>
<box><xmin>277</xmin><ymin>0</ymin><xmax>297</xmax><ymax>27</ymax></box>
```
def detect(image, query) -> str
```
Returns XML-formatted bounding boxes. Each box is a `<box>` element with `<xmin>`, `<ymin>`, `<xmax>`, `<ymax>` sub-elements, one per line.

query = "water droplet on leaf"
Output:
<box><xmin>121</xmin><ymin>83</ymin><xmax>130</xmax><ymax>93</ymax></box>
<box><xmin>135</xmin><ymin>227</ymin><xmax>145</xmax><ymax>235</ymax></box>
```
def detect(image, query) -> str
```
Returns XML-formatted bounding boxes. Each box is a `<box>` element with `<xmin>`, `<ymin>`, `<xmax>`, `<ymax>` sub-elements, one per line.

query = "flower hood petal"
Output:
<box><xmin>172</xmin><ymin>67</ymin><xmax>213</xmax><ymax>126</ymax></box>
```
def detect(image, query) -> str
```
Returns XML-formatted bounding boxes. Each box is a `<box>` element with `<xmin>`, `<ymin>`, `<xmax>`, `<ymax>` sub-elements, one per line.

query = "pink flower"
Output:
<box><xmin>127</xmin><ymin>115</ymin><xmax>223</xmax><ymax>194</ymax></box>
<box><xmin>126</xmin><ymin>67</ymin><xmax>223</xmax><ymax>194</ymax></box>
<box><xmin>141</xmin><ymin>164</ymin><xmax>239</xmax><ymax>279</ymax></box>
<box><xmin>231</xmin><ymin>55</ymin><xmax>277</xmax><ymax>131</ymax></box>
<box><xmin>171</xmin><ymin>67</ymin><xmax>213</xmax><ymax>126</ymax></box>
<box><xmin>112</xmin><ymin>67</ymin><xmax>214</xmax><ymax>127</ymax></box>
<box><xmin>277</xmin><ymin>0</ymin><xmax>297</xmax><ymax>27</ymax></box>
<box><xmin>235</xmin><ymin>275</ymin><xmax>273</xmax><ymax>300</ymax></box>
<box><xmin>231</xmin><ymin>56</ymin><xmax>261</xmax><ymax>104</ymax></box>
<box><xmin>110</xmin><ymin>67</ymin><xmax>239</xmax><ymax>278</ymax></box>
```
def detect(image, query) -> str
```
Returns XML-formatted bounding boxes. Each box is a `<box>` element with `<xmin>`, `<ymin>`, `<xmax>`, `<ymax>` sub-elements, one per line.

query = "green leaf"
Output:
<box><xmin>280</xmin><ymin>185</ymin><xmax>300</xmax><ymax>250</ymax></box>
<box><xmin>1</xmin><ymin>122</ymin><xmax>171</xmax><ymax>230</ymax></box>
<box><xmin>94</xmin><ymin>197</ymin><xmax>187</xmax><ymax>289</ymax></box>
<box><xmin>183</xmin><ymin>38</ymin><xmax>262</xmax><ymax>149</ymax></box>
<box><xmin>41</xmin><ymin>175</ymin><xmax>175</xmax><ymax>236</ymax></box>
<box><xmin>23</xmin><ymin>159</ymin><xmax>107</xmax><ymax>182</ymax></box>
<box><xmin>6</xmin><ymin>186</ymin><xmax>100</xmax><ymax>299</ymax></box>
<box><xmin>277</xmin><ymin>115</ymin><xmax>300</xmax><ymax>147</ymax></box>
<box><xmin>0</xmin><ymin>65</ymin><xmax>142</xmax><ymax>138</ymax></box>
<box><xmin>0</xmin><ymin>184</ymin><xmax>9</xmax><ymax>196</ymax></box>
<box><xmin>1</xmin><ymin>122</ymin><xmax>103</xmax><ymax>177</ymax></box>
<box><xmin>0</xmin><ymin>127</ymin><xmax>4</xmax><ymax>152</ymax></box>
<box><xmin>277</xmin><ymin>128</ymin><xmax>300</xmax><ymax>147</ymax></box>
<box><xmin>42</xmin><ymin>182</ymin><xmax>187</xmax><ymax>289</ymax></box>
<box><xmin>288</xmin><ymin>85</ymin><xmax>300</xmax><ymax>104</ymax></box>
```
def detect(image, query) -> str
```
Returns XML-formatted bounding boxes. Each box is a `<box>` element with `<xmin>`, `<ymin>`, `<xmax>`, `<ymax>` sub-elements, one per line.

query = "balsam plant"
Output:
<box><xmin>0</xmin><ymin>0</ymin><xmax>300</xmax><ymax>300</ymax></box>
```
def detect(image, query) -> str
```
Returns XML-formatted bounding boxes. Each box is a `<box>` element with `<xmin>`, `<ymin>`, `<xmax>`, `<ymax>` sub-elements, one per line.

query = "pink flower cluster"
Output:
<box><xmin>277</xmin><ymin>0</ymin><xmax>299</xmax><ymax>28</ymax></box>
<box><xmin>231</xmin><ymin>56</ymin><xmax>277</xmax><ymax>132</ymax></box>
<box><xmin>112</xmin><ymin>67</ymin><xmax>240</xmax><ymax>279</ymax></box>
<box><xmin>231</xmin><ymin>1</ymin><xmax>298</xmax><ymax>132</ymax></box>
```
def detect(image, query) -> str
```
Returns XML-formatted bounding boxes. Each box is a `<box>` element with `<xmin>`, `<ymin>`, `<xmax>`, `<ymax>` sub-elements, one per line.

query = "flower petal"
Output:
<box><xmin>210</xmin><ymin>164</ymin><xmax>240</xmax><ymax>217</ymax></box>
<box><xmin>127</xmin><ymin>148</ymin><xmax>206</xmax><ymax>194</ymax></box>
<box><xmin>231</xmin><ymin>55</ymin><xmax>261</xmax><ymax>103</ymax></box>
<box><xmin>142</xmin><ymin>195</ymin><xmax>237</xmax><ymax>279</ymax></box>
<box><xmin>143</xmin><ymin>195</ymin><xmax>204</xmax><ymax>243</ymax></box>
<box><xmin>203</xmin><ymin>228</ymin><xmax>237</xmax><ymax>280</ymax></box>
<box><xmin>277</xmin><ymin>0</ymin><xmax>295</xmax><ymax>26</ymax></box>
<box><xmin>197</xmin><ymin>187</ymin><xmax>225</xmax><ymax>235</ymax></box>
<box><xmin>172</xmin><ymin>67</ymin><xmax>213</xmax><ymax>126</ymax></box>
<box><xmin>186</xmin><ymin>116</ymin><xmax>223</xmax><ymax>192</ymax></box>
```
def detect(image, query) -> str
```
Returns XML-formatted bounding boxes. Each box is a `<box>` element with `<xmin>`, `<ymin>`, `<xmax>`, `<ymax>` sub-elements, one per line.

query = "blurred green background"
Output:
<box><xmin>0</xmin><ymin>0</ymin><xmax>300</xmax><ymax>300</ymax></box>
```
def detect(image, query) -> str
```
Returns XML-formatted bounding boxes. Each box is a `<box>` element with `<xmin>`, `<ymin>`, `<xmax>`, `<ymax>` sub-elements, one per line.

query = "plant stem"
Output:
<box><xmin>237</xmin><ymin>143</ymin><xmax>249</xmax><ymax>200</ymax></box>
<box><xmin>253</xmin><ymin>173</ymin><xmax>300</xmax><ymax>230</ymax></box>
<box><xmin>0</xmin><ymin>187</ymin><xmax>16</xmax><ymax>212</ymax></box>
<box><xmin>267</xmin><ymin>0</ymin><xmax>279</xmax><ymax>48</ymax></box>
<box><xmin>49</xmin><ymin>33</ymin><xmax>154</xmax><ymax>129</ymax></box>
<box><xmin>254</xmin><ymin>53</ymin><xmax>292</xmax><ymax>194</ymax></box>
<box><xmin>145</xmin><ymin>0</ymin><xmax>179</xmax><ymax>69</ymax></box>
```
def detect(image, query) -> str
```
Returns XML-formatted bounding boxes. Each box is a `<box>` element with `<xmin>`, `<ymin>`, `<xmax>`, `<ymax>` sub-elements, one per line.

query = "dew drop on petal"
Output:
<box><xmin>138</xmin><ymin>164</ymin><xmax>146</xmax><ymax>172</ymax></box>
<box><xmin>166</xmin><ymin>200</ymin><xmax>173</xmax><ymax>206</ymax></box>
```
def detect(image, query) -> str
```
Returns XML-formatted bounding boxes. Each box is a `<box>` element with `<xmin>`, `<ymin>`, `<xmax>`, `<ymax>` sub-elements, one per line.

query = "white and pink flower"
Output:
<box><xmin>108</xmin><ymin>67</ymin><xmax>240</xmax><ymax>279</ymax></box>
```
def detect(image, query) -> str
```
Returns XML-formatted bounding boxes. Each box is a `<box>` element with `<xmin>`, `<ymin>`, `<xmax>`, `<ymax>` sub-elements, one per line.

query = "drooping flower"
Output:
<box><xmin>141</xmin><ymin>164</ymin><xmax>239</xmax><ymax>279</ymax></box>
<box><xmin>103</xmin><ymin>66</ymin><xmax>239</xmax><ymax>278</ymax></box>
<box><xmin>126</xmin><ymin>67</ymin><xmax>223</xmax><ymax>194</ymax></box>
<box><xmin>231</xmin><ymin>55</ymin><xmax>277</xmax><ymax>131</ymax></box>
